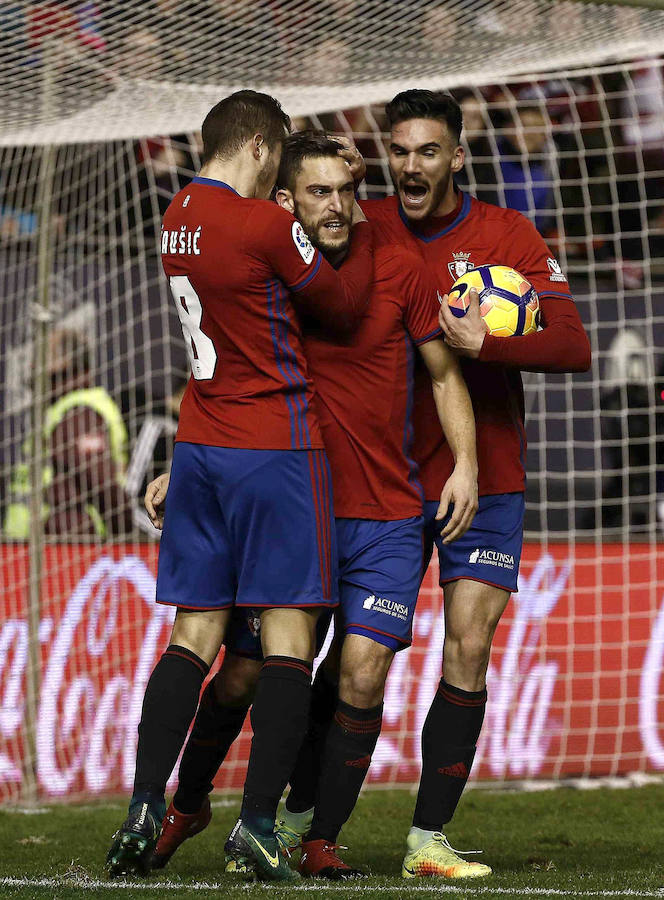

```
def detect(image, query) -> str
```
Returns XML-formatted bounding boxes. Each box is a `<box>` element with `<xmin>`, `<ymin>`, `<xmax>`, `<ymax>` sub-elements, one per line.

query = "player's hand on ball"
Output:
<box><xmin>436</xmin><ymin>464</ymin><xmax>478</xmax><ymax>544</ymax></box>
<box><xmin>145</xmin><ymin>472</ymin><xmax>170</xmax><ymax>529</ymax></box>
<box><xmin>439</xmin><ymin>288</ymin><xmax>488</xmax><ymax>358</ymax></box>
<box><xmin>333</xmin><ymin>135</ymin><xmax>366</xmax><ymax>186</ymax></box>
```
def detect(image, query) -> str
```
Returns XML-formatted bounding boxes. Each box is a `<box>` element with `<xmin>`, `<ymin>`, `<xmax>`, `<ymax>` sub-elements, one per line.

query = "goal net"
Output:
<box><xmin>0</xmin><ymin>0</ymin><xmax>663</xmax><ymax>804</ymax></box>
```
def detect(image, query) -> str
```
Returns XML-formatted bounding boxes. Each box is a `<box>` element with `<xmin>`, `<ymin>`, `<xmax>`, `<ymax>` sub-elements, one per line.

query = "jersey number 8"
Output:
<box><xmin>169</xmin><ymin>275</ymin><xmax>217</xmax><ymax>381</ymax></box>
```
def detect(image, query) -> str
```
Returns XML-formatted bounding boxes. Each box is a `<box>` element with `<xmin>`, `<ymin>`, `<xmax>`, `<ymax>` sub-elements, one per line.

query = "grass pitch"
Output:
<box><xmin>1</xmin><ymin>785</ymin><xmax>663</xmax><ymax>899</ymax></box>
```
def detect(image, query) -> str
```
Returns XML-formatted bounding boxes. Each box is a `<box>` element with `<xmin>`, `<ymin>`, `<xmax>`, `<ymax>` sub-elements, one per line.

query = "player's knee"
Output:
<box><xmin>170</xmin><ymin>608</ymin><xmax>229</xmax><ymax>667</ymax></box>
<box><xmin>260</xmin><ymin>608</ymin><xmax>318</xmax><ymax>662</ymax></box>
<box><xmin>445</xmin><ymin>630</ymin><xmax>492</xmax><ymax>679</ymax></box>
<box><xmin>339</xmin><ymin>650</ymin><xmax>391</xmax><ymax>708</ymax></box>
<box><xmin>214</xmin><ymin>653</ymin><xmax>261</xmax><ymax>708</ymax></box>
<box><xmin>339</xmin><ymin>668</ymin><xmax>384</xmax><ymax>707</ymax></box>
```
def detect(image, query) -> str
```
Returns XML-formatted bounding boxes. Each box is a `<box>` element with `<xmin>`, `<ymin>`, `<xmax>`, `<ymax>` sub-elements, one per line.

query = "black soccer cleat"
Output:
<box><xmin>224</xmin><ymin>818</ymin><xmax>300</xmax><ymax>882</ymax></box>
<box><xmin>106</xmin><ymin>800</ymin><xmax>163</xmax><ymax>878</ymax></box>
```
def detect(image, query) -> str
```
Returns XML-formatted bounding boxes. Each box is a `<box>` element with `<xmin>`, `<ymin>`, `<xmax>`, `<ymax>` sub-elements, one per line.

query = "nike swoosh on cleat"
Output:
<box><xmin>246</xmin><ymin>832</ymin><xmax>280</xmax><ymax>868</ymax></box>
<box><xmin>403</xmin><ymin>865</ymin><xmax>416</xmax><ymax>876</ymax></box>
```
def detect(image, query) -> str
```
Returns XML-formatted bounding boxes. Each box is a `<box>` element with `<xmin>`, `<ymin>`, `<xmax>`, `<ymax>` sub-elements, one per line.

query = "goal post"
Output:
<box><xmin>0</xmin><ymin>2</ymin><xmax>662</xmax><ymax>804</ymax></box>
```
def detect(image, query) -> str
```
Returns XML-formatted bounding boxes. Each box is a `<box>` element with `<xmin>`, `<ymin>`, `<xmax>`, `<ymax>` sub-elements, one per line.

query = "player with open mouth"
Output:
<box><xmin>145</xmin><ymin>129</ymin><xmax>478</xmax><ymax>881</ymax></box>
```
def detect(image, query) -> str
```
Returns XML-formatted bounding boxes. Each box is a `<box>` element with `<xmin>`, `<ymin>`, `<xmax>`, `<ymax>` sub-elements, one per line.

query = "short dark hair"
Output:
<box><xmin>385</xmin><ymin>89</ymin><xmax>463</xmax><ymax>144</ymax></box>
<box><xmin>275</xmin><ymin>130</ymin><xmax>347</xmax><ymax>193</ymax></box>
<box><xmin>201</xmin><ymin>90</ymin><xmax>290</xmax><ymax>163</ymax></box>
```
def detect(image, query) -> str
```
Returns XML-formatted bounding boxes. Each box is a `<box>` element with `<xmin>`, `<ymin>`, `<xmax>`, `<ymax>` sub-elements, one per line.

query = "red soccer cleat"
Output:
<box><xmin>299</xmin><ymin>839</ymin><xmax>365</xmax><ymax>880</ymax></box>
<box><xmin>150</xmin><ymin>797</ymin><xmax>212</xmax><ymax>869</ymax></box>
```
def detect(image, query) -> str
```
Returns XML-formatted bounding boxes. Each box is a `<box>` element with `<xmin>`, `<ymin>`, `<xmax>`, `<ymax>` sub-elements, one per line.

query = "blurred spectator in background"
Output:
<box><xmin>4</xmin><ymin>328</ymin><xmax>132</xmax><ymax>539</ymax></box>
<box><xmin>523</xmin><ymin>77</ymin><xmax>613</xmax><ymax>261</ymax></box>
<box><xmin>135</xmin><ymin>134</ymin><xmax>199</xmax><ymax>244</ymax></box>
<box><xmin>496</xmin><ymin>102</ymin><xmax>555</xmax><ymax>233</ymax></box>
<box><xmin>601</xmin><ymin>56</ymin><xmax>664</xmax><ymax>283</ymax></box>
<box><xmin>117</xmin><ymin>25</ymin><xmax>162</xmax><ymax>78</ymax></box>
<box><xmin>454</xmin><ymin>90</ymin><xmax>499</xmax><ymax>206</ymax></box>
<box><xmin>594</xmin><ymin>329</ymin><xmax>664</xmax><ymax>533</ymax></box>
<box><xmin>21</xmin><ymin>2</ymin><xmax>111</xmax><ymax>116</ymax></box>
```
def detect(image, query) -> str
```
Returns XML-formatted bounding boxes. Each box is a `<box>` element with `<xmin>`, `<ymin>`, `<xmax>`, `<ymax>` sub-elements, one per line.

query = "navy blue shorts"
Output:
<box><xmin>224</xmin><ymin>516</ymin><xmax>423</xmax><ymax>657</ymax></box>
<box><xmin>156</xmin><ymin>442</ymin><xmax>338</xmax><ymax>611</ymax></box>
<box><xmin>423</xmin><ymin>492</ymin><xmax>524</xmax><ymax>593</ymax></box>
<box><xmin>337</xmin><ymin>516</ymin><xmax>424</xmax><ymax>652</ymax></box>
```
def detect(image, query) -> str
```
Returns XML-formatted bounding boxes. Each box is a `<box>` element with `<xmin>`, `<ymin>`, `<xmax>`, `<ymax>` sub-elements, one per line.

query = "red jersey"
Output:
<box><xmin>361</xmin><ymin>193</ymin><xmax>590</xmax><ymax>498</ymax></box>
<box><xmin>162</xmin><ymin>176</ymin><xmax>373</xmax><ymax>450</ymax></box>
<box><xmin>304</xmin><ymin>244</ymin><xmax>442</xmax><ymax>519</ymax></box>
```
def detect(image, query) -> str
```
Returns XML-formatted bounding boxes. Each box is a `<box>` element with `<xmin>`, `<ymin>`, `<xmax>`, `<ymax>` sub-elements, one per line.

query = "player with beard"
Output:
<box><xmin>146</xmin><ymin>131</ymin><xmax>478</xmax><ymax>880</ymax></box>
<box><xmin>343</xmin><ymin>90</ymin><xmax>589</xmax><ymax>879</ymax></box>
<box><xmin>106</xmin><ymin>95</ymin><xmax>375</xmax><ymax>883</ymax></box>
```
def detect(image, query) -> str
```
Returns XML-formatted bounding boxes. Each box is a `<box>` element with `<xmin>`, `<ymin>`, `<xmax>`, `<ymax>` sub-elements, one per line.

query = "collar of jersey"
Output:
<box><xmin>398</xmin><ymin>190</ymin><xmax>471</xmax><ymax>243</ymax></box>
<box><xmin>192</xmin><ymin>176</ymin><xmax>240</xmax><ymax>195</ymax></box>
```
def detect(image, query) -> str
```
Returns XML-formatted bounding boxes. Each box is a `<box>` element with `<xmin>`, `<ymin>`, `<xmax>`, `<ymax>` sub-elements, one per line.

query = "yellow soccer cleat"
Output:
<box><xmin>402</xmin><ymin>831</ymin><xmax>492</xmax><ymax>879</ymax></box>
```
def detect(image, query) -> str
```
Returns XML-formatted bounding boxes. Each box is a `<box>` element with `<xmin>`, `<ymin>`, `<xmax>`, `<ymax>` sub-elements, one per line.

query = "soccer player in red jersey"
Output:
<box><xmin>106</xmin><ymin>93</ymin><xmax>374</xmax><ymax>882</ymax></box>
<box><xmin>146</xmin><ymin>131</ymin><xmax>478</xmax><ymax>880</ymax></box>
<box><xmin>352</xmin><ymin>90</ymin><xmax>591</xmax><ymax>878</ymax></box>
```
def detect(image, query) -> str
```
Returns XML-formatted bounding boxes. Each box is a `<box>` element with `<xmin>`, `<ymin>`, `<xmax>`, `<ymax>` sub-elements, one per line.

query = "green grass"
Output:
<box><xmin>1</xmin><ymin>786</ymin><xmax>664</xmax><ymax>898</ymax></box>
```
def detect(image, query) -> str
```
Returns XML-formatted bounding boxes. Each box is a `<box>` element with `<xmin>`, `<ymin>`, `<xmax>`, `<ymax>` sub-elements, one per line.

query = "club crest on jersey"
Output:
<box><xmin>547</xmin><ymin>257</ymin><xmax>567</xmax><ymax>282</ymax></box>
<box><xmin>292</xmin><ymin>220</ymin><xmax>315</xmax><ymax>264</ymax></box>
<box><xmin>448</xmin><ymin>251</ymin><xmax>474</xmax><ymax>279</ymax></box>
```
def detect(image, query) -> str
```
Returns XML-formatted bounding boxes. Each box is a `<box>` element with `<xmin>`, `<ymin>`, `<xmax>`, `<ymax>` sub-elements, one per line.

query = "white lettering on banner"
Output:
<box><xmin>371</xmin><ymin>556</ymin><xmax>569</xmax><ymax>781</ymax></box>
<box><xmin>1</xmin><ymin>547</ymin><xmax>660</xmax><ymax>797</ymax></box>
<box><xmin>484</xmin><ymin>554</ymin><xmax>570</xmax><ymax>777</ymax></box>
<box><xmin>639</xmin><ymin>592</ymin><xmax>664</xmax><ymax>768</ymax></box>
<box><xmin>36</xmin><ymin>557</ymin><xmax>173</xmax><ymax>795</ymax></box>
<box><xmin>0</xmin><ymin>621</ymin><xmax>27</xmax><ymax>781</ymax></box>
<box><xmin>122</xmin><ymin>562</ymin><xmax>174</xmax><ymax>791</ymax></box>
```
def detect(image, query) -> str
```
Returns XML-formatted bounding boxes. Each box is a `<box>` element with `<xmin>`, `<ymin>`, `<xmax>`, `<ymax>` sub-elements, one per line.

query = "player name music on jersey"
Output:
<box><xmin>161</xmin><ymin>225</ymin><xmax>202</xmax><ymax>256</ymax></box>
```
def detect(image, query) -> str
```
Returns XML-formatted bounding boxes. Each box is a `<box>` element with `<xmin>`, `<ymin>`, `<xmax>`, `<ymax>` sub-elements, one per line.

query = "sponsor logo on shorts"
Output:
<box><xmin>292</xmin><ymin>220</ymin><xmax>315</xmax><ymax>264</ymax></box>
<box><xmin>468</xmin><ymin>548</ymin><xmax>515</xmax><ymax>570</ymax></box>
<box><xmin>363</xmin><ymin>594</ymin><xmax>409</xmax><ymax>621</ymax></box>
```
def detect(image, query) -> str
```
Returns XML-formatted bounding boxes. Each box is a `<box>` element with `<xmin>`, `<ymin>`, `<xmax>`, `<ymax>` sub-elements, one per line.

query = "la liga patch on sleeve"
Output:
<box><xmin>292</xmin><ymin>220</ymin><xmax>315</xmax><ymax>264</ymax></box>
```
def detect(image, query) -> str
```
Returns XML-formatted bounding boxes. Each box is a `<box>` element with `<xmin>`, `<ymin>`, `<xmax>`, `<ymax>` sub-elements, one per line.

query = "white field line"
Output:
<box><xmin>0</xmin><ymin>879</ymin><xmax>663</xmax><ymax>896</ymax></box>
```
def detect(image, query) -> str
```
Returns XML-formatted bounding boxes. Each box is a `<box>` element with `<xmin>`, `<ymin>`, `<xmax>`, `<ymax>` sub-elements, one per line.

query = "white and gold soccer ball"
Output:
<box><xmin>447</xmin><ymin>264</ymin><xmax>540</xmax><ymax>337</ymax></box>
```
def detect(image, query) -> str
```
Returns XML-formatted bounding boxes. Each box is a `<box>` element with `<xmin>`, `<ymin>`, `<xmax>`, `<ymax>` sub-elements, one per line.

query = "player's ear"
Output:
<box><xmin>275</xmin><ymin>188</ymin><xmax>295</xmax><ymax>214</ymax></box>
<box><xmin>451</xmin><ymin>144</ymin><xmax>465</xmax><ymax>174</ymax></box>
<box><xmin>252</xmin><ymin>133</ymin><xmax>265</xmax><ymax>160</ymax></box>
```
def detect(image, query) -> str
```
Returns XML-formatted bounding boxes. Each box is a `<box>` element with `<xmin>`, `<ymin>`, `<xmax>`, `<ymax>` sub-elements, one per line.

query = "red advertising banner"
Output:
<box><xmin>0</xmin><ymin>543</ymin><xmax>662</xmax><ymax>801</ymax></box>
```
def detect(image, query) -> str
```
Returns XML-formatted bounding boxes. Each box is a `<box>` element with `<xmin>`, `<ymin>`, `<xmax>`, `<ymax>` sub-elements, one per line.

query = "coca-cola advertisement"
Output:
<box><xmin>0</xmin><ymin>543</ymin><xmax>662</xmax><ymax>802</ymax></box>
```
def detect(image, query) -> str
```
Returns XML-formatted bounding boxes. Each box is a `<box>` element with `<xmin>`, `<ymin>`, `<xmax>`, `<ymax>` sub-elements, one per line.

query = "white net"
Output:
<box><xmin>4</xmin><ymin>0</ymin><xmax>664</xmax><ymax>144</ymax></box>
<box><xmin>0</xmin><ymin>2</ymin><xmax>663</xmax><ymax>804</ymax></box>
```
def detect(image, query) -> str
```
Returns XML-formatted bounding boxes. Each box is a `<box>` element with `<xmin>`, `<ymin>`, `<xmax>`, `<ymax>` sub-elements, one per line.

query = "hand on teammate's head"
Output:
<box><xmin>333</xmin><ymin>136</ymin><xmax>366</xmax><ymax>186</ymax></box>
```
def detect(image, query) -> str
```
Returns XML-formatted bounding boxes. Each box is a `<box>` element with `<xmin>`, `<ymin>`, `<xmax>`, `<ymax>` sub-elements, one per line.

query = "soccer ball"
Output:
<box><xmin>447</xmin><ymin>264</ymin><xmax>540</xmax><ymax>337</ymax></box>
